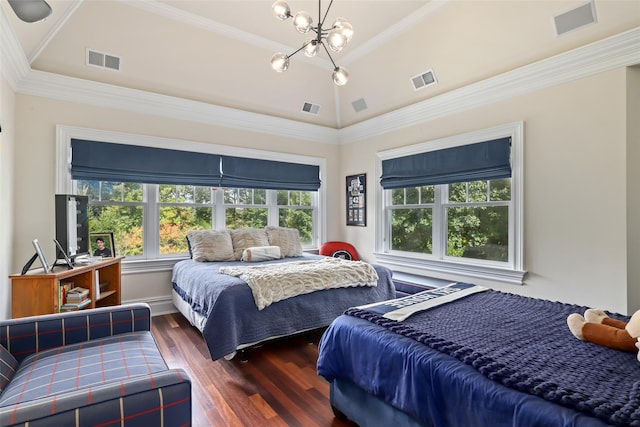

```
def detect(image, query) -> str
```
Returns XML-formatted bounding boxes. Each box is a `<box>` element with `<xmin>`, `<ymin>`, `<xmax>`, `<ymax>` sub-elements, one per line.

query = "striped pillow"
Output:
<box><xmin>0</xmin><ymin>345</ymin><xmax>17</xmax><ymax>393</ymax></box>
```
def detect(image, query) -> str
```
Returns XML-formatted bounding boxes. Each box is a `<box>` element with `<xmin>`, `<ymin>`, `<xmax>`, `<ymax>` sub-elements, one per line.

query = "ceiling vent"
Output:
<box><xmin>352</xmin><ymin>98</ymin><xmax>368</xmax><ymax>113</ymax></box>
<box><xmin>86</xmin><ymin>48</ymin><xmax>121</xmax><ymax>71</ymax></box>
<box><xmin>554</xmin><ymin>1</ymin><xmax>597</xmax><ymax>37</ymax></box>
<box><xmin>301</xmin><ymin>102</ymin><xmax>320</xmax><ymax>115</ymax></box>
<box><xmin>411</xmin><ymin>69</ymin><xmax>437</xmax><ymax>91</ymax></box>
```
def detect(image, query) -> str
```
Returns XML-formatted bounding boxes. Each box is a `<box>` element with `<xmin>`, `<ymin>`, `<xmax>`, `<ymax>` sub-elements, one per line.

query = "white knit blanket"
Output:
<box><xmin>219</xmin><ymin>258</ymin><xmax>379</xmax><ymax>310</ymax></box>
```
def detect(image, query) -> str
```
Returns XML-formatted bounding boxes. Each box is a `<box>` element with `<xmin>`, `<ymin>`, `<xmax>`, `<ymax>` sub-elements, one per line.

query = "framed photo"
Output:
<box><xmin>90</xmin><ymin>232</ymin><xmax>115</xmax><ymax>258</ymax></box>
<box><xmin>346</xmin><ymin>173</ymin><xmax>366</xmax><ymax>226</ymax></box>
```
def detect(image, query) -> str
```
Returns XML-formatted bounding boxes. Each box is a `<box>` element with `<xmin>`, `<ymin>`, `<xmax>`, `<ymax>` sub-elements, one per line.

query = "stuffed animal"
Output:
<box><xmin>567</xmin><ymin>308</ymin><xmax>640</xmax><ymax>361</ymax></box>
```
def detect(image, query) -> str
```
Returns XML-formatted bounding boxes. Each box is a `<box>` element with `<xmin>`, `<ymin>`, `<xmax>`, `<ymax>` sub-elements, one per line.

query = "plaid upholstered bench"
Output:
<box><xmin>0</xmin><ymin>303</ymin><xmax>191</xmax><ymax>427</ymax></box>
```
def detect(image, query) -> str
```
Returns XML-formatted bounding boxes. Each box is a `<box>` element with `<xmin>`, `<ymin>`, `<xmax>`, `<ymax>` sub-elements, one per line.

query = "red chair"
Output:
<box><xmin>319</xmin><ymin>241</ymin><xmax>359</xmax><ymax>261</ymax></box>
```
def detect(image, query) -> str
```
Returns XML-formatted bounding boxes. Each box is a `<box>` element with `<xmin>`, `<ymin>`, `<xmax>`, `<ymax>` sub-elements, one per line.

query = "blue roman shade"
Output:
<box><xmin>71</xmin><ymin>139</ymin><xmax>222</xmax><ymax>186</ymax></box>
<box><xmin>220</xmin><ymin>156</ymin><xmax>321</xmax><ymax>191</ymax></box>
<box><xmin>380</xmin><ymin>137</ymin><xmax>512</xmax><ymax>189</ymax></box>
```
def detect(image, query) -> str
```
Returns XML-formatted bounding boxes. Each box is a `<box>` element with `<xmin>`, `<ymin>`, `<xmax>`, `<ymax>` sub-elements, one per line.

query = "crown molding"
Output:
<box><xmin>0</xmin><ymin>6</ymin><xmax>30</xmax><ymax>90</ymax></box>
<box><xmin>17</xmin><ymin>70</ymin><xmax>340</xmax><ymax>144</ymax></box>
<box><xmin>339</xmin><ymin>26</ymin><xmax>640</xmax><ymax>144</ymax></box>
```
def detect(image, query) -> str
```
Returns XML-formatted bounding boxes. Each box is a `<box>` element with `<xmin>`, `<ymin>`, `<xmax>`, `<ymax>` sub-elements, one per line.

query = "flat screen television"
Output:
<box><xmin>55</xmin><ymin>194</ymin><xmax>90</xmax><ymax>260</ymax></box>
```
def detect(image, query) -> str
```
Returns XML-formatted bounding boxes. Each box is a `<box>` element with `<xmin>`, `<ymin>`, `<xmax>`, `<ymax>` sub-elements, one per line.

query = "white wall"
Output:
<box><xmin>9</xmin><ymin>95</ymin><xmax>342</xmax><ymax>317</ymax></box>
<box><xmin>0</xmin><ymin>75</ymin><xmax>16</xmax><ymax>320</ymax></box>
<box><xmin>340</xmin><ymin>68</ymin><xmax>632</xmax><ymax>314</ymax></box>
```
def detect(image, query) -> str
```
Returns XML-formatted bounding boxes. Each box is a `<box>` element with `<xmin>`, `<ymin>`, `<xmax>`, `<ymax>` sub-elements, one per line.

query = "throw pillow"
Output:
<box><xmin>230</xmin><ymin>228</ymin><xmax>270</xmax><ymax>260</ymax></box>
<box><xmin>186</xmin><ymin>229</ymin><xmax>235</xmax><ymax>262</ymax></box>
<box><xmin>241</xmin><ymin>246</ymin><xmax>284</xmax><ymax>262</ymax></box>
<box><xmin>265</xmin><ymin>226</ymin><xmax>303</xmax><ymax>257</ymax></box>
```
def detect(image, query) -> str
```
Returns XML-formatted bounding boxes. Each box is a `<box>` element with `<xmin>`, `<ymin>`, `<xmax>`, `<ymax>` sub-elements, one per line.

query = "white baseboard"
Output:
<box><xmin>123</xmin><ymin>296</ymin><xmax>177</xmax><ymax>317</ymax></box>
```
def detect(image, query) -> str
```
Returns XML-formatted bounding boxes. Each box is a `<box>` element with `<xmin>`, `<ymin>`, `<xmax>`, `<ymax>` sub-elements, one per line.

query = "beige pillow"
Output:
<box><xmin>230</xmin><ymin>228</ymin><xmax>270</xmax><ymax>260</ymax></box>
<box><xmin>187</xmin><ymin>229</ymin><xmax>235</xmax><ymax>262</ymax></box>
<box><xmin>265</xmin><ymin>226</ymin><xmax>303</xmax><ymax>257</ymax></box>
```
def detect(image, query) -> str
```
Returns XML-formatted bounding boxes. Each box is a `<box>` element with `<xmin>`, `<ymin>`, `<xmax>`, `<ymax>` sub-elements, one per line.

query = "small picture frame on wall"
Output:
<box><xmin>90</xmin><ymin>232</ymin><xmax>115</xmax><ymax>258</ymax></box>
<box><xmin>346</xmin><ymin>173</ymin><xmax>366</xmax><ymax>226</ymax></box>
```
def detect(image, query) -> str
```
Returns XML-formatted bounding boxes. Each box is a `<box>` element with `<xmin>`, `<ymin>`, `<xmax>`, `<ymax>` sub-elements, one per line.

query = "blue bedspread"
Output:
<box><xmin>318</xmin><ymin>290</ymin><xmax>639</xmax><ymax>427</ymax></box>
<box><xmin>172</xmin><ymin>254</ymin><xmax>395</xmax><ymax>360</ymax></box>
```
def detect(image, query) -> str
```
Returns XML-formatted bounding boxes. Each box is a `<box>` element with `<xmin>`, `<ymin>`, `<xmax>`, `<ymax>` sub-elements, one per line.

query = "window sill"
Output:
<box><xmin>122</xmin><ymin>257</ymin><xmax>188</xmax><ymax>275</ymax></box>
<box><xmin>373</xmin><ymin>252</ymin><xmax>526</xmax><ymax>285</ymax></box>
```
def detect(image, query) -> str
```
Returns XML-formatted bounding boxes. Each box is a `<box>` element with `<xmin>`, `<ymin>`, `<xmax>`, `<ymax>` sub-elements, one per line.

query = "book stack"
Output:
<box><xmin>61</xmin><ymin>287</ymin><xmax>91</xmax><ymax>311</ymax></box>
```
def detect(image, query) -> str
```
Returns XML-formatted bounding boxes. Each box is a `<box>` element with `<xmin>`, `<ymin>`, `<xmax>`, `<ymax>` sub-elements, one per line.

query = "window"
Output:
<box><xmin>75</xmin><ymin>181</ymin><xmax>318</xmax><ymax>259</ymax></box>
<box><xmin>376</xmin><ymin>122</ymin><xmax>525</xmax><ymax>284</ymax></box>
<box><xmin>57</xmin><ymin>126</ymin><xmax>326</xmax><ymax>269</ymax></box>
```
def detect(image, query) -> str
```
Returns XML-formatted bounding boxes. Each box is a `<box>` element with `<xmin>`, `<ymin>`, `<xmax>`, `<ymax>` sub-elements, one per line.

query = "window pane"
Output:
<box><xmin>405</xmin><ymin>187</ymin><xmax>419</xmax><ymax>204</ymax></box>
<box><xmin>447</xmin><ymin>206</ymin><xmax>509</xmax><ymax>262</ymax></box>
<box><xmin>77</xmin><ymin>180</ymin><xmax>99</xmax><ymax>200</ymax></box>
<box><xmin>254</xmin><ymin>189</ymin><xmax>267</xmax><ymax>204</ymax></box>
<box><xmin>88</xmin><ymin>205</ymin><xmax>143</xmax><ymax>256</ymax></box>
<box><xmin>123</xmin><ymin>182</ymin><xmax>143</xmax><ymax>202</ymax></box>
<box><xmin>225</xmin><ymin>208</ymin><xmax>267</xmax><ymax>229</ymax></box>
<box><xmin>195</xmin><ymin>187</ymin><xmax>211</xmax><ymax>203</ymax></box>
<box><xmin>468</xmin><ymin>181</ymin><xmax>488</xmax><ymax>203</ymax></box>
<box><xmin>391</xmin><ymin>189</ymin><xmax>405</xmax><ymax>205</ymax></box>
<box><xmin>420</xmin><ymin>186</ymin><xmax>435</xmax><ymax>203</ymax></box>
<box><xmin>159</xmin><ymin>206</ymin><xmax>212</xmax><ymax>255</ymax></box>
<box><xmin>224</xmin><ymin>188</ymin><xmax>237</xmax><ymax>204</ymax></box>
<box><xmin>289</xmin><ymin>191</ymin><xmax>300</xmax><ymax>205</ymax></box>
<box><xmin>391</xmin><ymin>208</ymin><xmax>433</xmax><ymax>254</ymax></box>
<box><xmin>490</xmin><ymin>178</ymin><xmax>511</xmax><ymax>201</ymax></box>
<box><xmin>300</xmin><ymin>191</ymin><xmax>312</xmax><ymax>206</ymax></box>
<box><xmin>279</xmin><ymin>208</ymin><xmax>313</xmax><ymax>245</ymax></box>
<box><xmin>448</xmin><ymin>183</ymin><xmax>466</xmax><ymax>203</ymax></box>
<box><xmin>101</xmin><ymin>182</ymin><xmax>122</xmax><ymax>202</ymax></box>
<box><xmin>277</xmin><ymin>190</ymin><xmax>288</xmax><ymax>205</ymax></box>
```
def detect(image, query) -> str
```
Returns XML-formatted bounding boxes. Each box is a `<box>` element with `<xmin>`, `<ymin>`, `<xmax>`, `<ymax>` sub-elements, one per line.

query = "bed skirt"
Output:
<box><xmin>330</xmin><ymin>379</ymin><xmax>425</xmax><ymax>427</ymax></box>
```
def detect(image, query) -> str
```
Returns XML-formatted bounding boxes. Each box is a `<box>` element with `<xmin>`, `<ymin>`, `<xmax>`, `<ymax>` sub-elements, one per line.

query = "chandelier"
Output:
<box><xmin>270</xmin><ymin>1</ymin><xmax>353</xmax><ymax>86</ymax></box>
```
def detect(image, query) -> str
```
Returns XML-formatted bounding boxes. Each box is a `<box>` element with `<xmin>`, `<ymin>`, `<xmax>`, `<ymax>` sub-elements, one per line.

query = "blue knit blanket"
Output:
<box><xmin>346</xmin><ymin>290</ymin><xmax>640</xmax><ymax>426</ymax></box>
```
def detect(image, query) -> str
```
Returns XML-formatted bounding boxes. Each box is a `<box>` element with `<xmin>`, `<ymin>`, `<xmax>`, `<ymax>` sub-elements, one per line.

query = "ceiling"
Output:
<box><xmin>2</xmin><ymin>0</ymin><xmax>639</xmax><ymax>129</ymax></box>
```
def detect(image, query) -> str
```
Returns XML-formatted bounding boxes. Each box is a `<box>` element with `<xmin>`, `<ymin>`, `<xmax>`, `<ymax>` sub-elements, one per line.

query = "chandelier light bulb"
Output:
<box><xmin>293</xmin><ymin>11</ymin><xmax>312</xmax><ymax>33</ymax></box>
<box><xmin>326</xmin><ymin>29</ymin><xmax>347</xmax><ymax>52</ymax></box>
<box><xmin>332</xmin><ymin>67</ymin><xmax>349</xmax><ymax>86</ymax></box>
<box><xmin>272</xmin><ymin>1</ymin><xmax>291</xmax><ymax>20</ymax></box>
<box><xmin>303</xmin><ymin>38</ymin><xmax>318</xmax><ymax>57</ymax></box>
<box><xmin>333</xmin><ymin>18</ymin><xmax>353</xmax><ymax>43</ymax></box>
<box><xmin>270</xmin><ymin>52</ymin><xmax>289</xmax><ymax>72</ymax></box>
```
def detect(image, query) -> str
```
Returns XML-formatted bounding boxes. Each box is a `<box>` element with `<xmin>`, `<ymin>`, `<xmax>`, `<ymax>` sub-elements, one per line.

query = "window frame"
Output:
<box><xmin>56</xmin><ymin>126</ymin><xmax>327</xmax><ymax>273</ymax></box>
<box><xmin>375</xmin><ymin>122</ymin><xmax>525</xmax><ymax>285</ymax></box>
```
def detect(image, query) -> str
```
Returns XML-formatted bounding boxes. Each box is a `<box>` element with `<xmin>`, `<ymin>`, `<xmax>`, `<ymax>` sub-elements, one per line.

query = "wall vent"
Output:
<box><xmin>554</xmin><ymin>1</ymin><xmax>597</xmax><ymax>37</ymax></box>
<box><xmin>411</xmin><ymin>69</ymin><xmax>437</xmax><ymax>91</ymax></box>
<box><xmin>352</xmin><ymin>98</ymin><xmax>368</xmax><ymax>113</ymax></box>
<box><xmin>86</xmin><ymin>48</ymin><xmax>121</xmax><ymax>71</ymax></box>
<box><xmin>301</xmin><ymin>102</ymin><xmax>320</xmax><ymax>115</ymax></box>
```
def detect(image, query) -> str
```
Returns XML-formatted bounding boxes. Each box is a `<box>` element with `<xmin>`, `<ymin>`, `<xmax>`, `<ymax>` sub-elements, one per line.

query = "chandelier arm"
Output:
<box><xmin>288</xmin><ymin>39</ymin><xmax>315</xmax><ymax>59</ymax></box>
<box><xmin>320</xmin><ymin>41</ymin><xmax>338</xmax><ymax>69</ymax></box>
<box><xmin>320</xmin><ymin>0</ymin><xmax>334</xmax><ymax>30</ymax></box>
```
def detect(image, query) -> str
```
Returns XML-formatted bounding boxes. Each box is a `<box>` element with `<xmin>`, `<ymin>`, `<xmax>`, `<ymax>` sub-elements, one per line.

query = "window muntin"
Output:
<box><xmin>77</xmin><ymin>180</ymin><xmax>318</xmax><ymax>258</ymax></box>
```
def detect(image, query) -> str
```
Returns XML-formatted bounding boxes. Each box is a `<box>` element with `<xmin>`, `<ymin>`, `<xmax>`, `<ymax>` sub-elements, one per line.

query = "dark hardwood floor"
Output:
<box><xmin>152</xmin><ymin>313</ymin><xmax>357</xmax><ymax>427</ymax></box>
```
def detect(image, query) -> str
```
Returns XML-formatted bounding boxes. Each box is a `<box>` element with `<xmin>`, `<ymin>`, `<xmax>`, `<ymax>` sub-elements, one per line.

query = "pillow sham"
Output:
<box><xmin>265</xmin><ymin>226</ymin><xmax>303</xmax><ymax>257</ymax></box>
<box><xmin>241</xmin><ymin>246</ymin><xmax>284</xmax><ymax>262</ymax></box>
<box><xmin>230</xmin><ymin>228</ymin><xmax>270</xmax><ymax>260</ymax></box>
<box><xmin>186</xmin><ymin>229</ymin><xmax>235</xmax><ymax>262</ymax></box>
